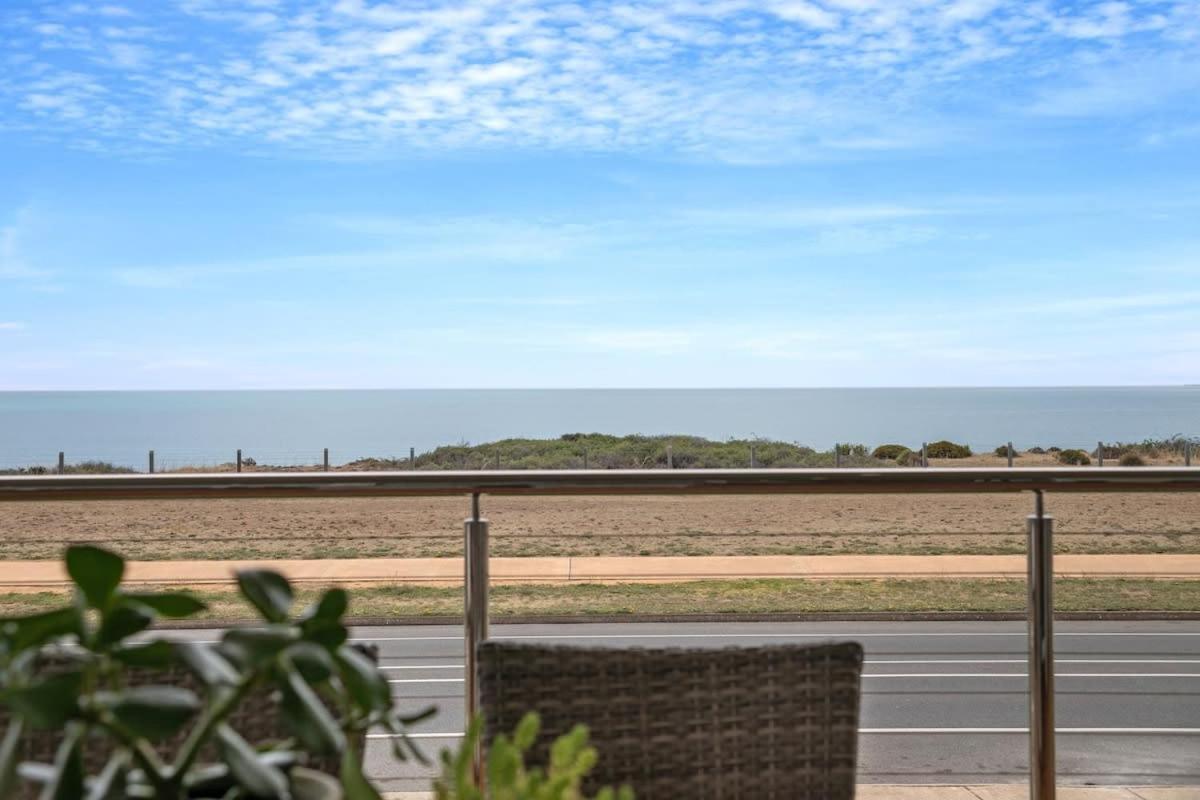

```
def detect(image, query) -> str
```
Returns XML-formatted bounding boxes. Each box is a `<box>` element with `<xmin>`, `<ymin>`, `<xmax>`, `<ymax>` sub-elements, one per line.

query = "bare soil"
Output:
<box><xmin>2</xmin><ymin>491</ymin><xmax>1198</xmax><ymax>561</ymax></box>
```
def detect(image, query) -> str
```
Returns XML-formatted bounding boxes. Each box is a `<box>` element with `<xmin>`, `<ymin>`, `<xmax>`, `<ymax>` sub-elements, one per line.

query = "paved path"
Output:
<box><xmin>3</xmin><ymin>553</ymin><xmax>1200</xmax><ymax>590</ymax></box>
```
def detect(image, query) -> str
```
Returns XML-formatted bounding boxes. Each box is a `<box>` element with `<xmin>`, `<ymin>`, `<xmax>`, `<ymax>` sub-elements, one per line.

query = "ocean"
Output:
<box><xmin>0</xmin><ymin>387</ymin><xmax>1196</xmax><ymax>470</ymax></box>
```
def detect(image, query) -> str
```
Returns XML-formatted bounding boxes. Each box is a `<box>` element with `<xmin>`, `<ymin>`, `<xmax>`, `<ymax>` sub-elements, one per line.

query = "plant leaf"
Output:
<box><xmin>84</xmin><ymin>753</ymin><xmax>129</xmax><ymax>800</ymax></box>
<box><xmin>0</xmin><ymin>719</ymin><xmax>24</xmax><ymax>799</ymax></box>
<box><xmin>40</xmin><ymin>725</ymin><xmax>84</xmax><ymax>800</ymax></box>
<box><xmin>300</xmin><ymin>588</ymin><xmax>347</xmax><ymax>625</ymax></box>
<box><xmin>65</xmin><ymin>546</ymin><xmax>124</xmax><ymax>610</ymax></box>
<box><xmin>286</xmin><ymin>641</ymin><xmax>335</xmax><ymax>684</ymax></box>
<box><xmin>340</xmin><ymin>747</ymin><xmax>382</xmax><ymax>800</ymax></box>
<box><xmin>124</xmin><ymin>592</ymin><xmax>206</xmax><ymax>618</ymax></box>
<box><xmin>235</xmin><ymin>570</ymin><xmax>293</xmax><ymax>623</ymax></box>
<box><xmin>220</xmin><ymin>626</ymin><xmax>298</xmax><ymax>668</ymax></box>
<box><xmin>279</xmin><ymin>670</ymin><xmax>345</xmax><ymax>754</ymax></box>
<box><xmin>336</xmin><ymin>646</ymin><xmax>391</xmax><ymax>713</ymax></box>
<box><xmin>216</xmin><ymin>724</ymin><xmax>291</xmax><ymax>800</ymax></box>
<box><xmin>6</xmin><ymin>671</ymin><xmax>82</xmax><ymax>729</ymax></box>
<box><xmin>102</xmin><ymin>686</ymin><xmax>200</xmax><ymax>741</ymax></box>
<box><xmin>95</xmin><ymin>601</ymin><xmax>153</xmax><ymax>650</ymax></box>
<box><xmin>6</xmin><ymin>607</ymin><xmax>82</xmax><ymax>653</ymax></box>
<box><xmin>176</xmin><ymin>641</ymin><xmax>239</xmax><ymax>686</ymax></box>
<box><xmin>111</xmin><ymin>640</ymin><xmax>176</xmax><ymax>669</ymax></box>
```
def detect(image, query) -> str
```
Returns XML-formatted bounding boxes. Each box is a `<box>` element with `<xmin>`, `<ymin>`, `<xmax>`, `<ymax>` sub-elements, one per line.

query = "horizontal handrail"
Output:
<box><xmin>0</xmin><ymin>466</ymin><xmax>1197</xmax><ymax>501</ymax></box>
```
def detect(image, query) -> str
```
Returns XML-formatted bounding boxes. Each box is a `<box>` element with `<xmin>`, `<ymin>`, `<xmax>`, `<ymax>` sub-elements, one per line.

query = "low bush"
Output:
<box><xmin>925</xmin><ymin>440</ymin><xmax>972</xmax><ymax>459</ymax></box>
<box><xmin>1027</xmin><ymin>447</ymin><xmax>1047</xmax><ymax>454</ymax></box>
<box><xmin>872</xmin><ymin>444</ymin><xmax>909</xmax><ymax>460</ymax></box>
<box><xmin>1118</xmin><ymin>452</ymin><xmax>1147</xmax><ymax>467</ymax></box>
<box><xmin>1057</xmin><ymin>448</ymin><xmax>1091</xmax><ymax>466</ymax></box>
<box><xmin>1047</xmin><ymin>446</ymin><xmax>1062</xmax><ymax>453</ymax></box>
<box><xmin>993</xmin><ymin>445</ymin><xmax>1018</xmax><ymax>458</ymax></box>
<box><xmin>896</xmin><ymin>449</ymin><xmax>923</xmax><ymax>466</ymax></box>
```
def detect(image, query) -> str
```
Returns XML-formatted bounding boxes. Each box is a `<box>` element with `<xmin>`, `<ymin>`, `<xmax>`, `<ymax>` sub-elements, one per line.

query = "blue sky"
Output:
<box><xmin>1</xmin><ymin>0</ymin><xmax>1198</xmax><ymax>389</ymax></box>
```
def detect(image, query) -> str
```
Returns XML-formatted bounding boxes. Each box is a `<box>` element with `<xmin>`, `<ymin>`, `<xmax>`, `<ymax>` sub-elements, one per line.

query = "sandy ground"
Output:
<box><xmin>2</xmin><ymin>490</ymin><xmax>1198</xmax><ymax>561</ymax></box>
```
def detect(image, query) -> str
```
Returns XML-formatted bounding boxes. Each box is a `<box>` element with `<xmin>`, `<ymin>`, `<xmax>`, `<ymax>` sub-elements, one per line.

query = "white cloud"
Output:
<box><xmin>0</xmin><ymin>322</ymin><xmax>26</xmax><ymax>331</ymax></box>
<box><xmin>3</xmin><ymin>1</ymin><xmax>1195</xmax><ymax>160</ymax></box>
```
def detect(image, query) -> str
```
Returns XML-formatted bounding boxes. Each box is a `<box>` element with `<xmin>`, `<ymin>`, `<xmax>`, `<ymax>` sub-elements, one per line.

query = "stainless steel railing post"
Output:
<box><xmin>1027</xmin><ymin>492</ymin><xmax>1056</xmax><ymax>800</ymax></box>
<box><xmin>464</xmin><ymin>492</ymin><xmax>490</xmax><ymax>779</ymax></box>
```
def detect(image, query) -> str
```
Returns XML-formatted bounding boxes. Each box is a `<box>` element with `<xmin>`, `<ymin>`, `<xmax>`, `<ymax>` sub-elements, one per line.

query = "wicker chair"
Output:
<box><xmin>478</xmin><ymin>641</ymin><xmax>864</xmax><ymax>800</ymax></box>
<box><xmin>0</xmin><ymin>646</ymin><xmax>375</xmax><ymax>800</ymax></box>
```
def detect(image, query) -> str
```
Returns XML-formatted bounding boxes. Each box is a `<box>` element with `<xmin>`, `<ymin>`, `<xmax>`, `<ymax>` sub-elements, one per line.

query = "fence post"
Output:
<box><xmin>921</xmin><ymin>443</ymin><xmax>928</xmax><ymax>468</ymax></box>
<box><xmin>1188</xmin><ymin>441</ymin><xmax>1193</xmax><ymax>467</ymax></box>
<box><xmin>835</xmin><ymin>443</ymin><xmax>842</xmax><ymax>469</ymax></box>
<box><xmin>410</xmin><ymin>447</ymin><xmax>416</xmax><ymax>469</ymax></box>
<box><xmin>495</xmin><ymin>452</ymin><xmax>501</xmax><ymax>470</ymax></box>
<box><xmin>1098</xmin><ymin>441</ymin><xmax>1104</xmax><ymax>468</ymax></box>
<box><xmin>57</xmin><ymin>452</ymin><xmax>65</xmax><ymax>475</ymax></box>
<box><xmin>1027</xmin><ymin>493</ymin><xmax>1057</xmax><ymax>800</ymax></box>
<box><xmin>148</xmin><ymin>450</ymin><xmax>155</xmax><ymax>474</ymax></box>
<box><xmin>323</xmin><ymin>448</ymin><xmax>330</xmax><ymax>472</ymax></box>
<box><xmin>583</xmin><ymin>449</ymin><xmax>588</xmax><ymax>469</ymax></box>
<box><xmin>464</xmin><ymin>493</ymin><xmax>490</xmax><ymax>783</ymax></box>
<box><xmin>236</xmin><ymin>449</ymin><xmax>242</xmax><ymax>473</ymax></box>
<box><xmin>750</xmin><ymin>445</ymin><xmax>756</xmax><ymax>469</ymax></box>
<box><xmin>666</xmin><ymin>445</ymin><xmax>673</xmax><ymax>469</ymax></box>
<box><xmin>1007</xmin><ymin>441</ymin><xmax>1014</xmax><ymax>468</ymax></box>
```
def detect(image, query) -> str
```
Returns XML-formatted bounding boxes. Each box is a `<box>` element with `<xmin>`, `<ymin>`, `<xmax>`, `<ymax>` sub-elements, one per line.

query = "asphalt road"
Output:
<box><xmin>341</xmin><ymin>620</ymin><xmax>1200</xmax><ymax>793</ymax></box>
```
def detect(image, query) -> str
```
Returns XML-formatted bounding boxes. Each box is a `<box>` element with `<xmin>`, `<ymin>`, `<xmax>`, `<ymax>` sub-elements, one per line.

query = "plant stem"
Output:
<box><xmin>167</xmin><ymin>671</ymin><xmax>260</xmax><ymax>793</ymax></box>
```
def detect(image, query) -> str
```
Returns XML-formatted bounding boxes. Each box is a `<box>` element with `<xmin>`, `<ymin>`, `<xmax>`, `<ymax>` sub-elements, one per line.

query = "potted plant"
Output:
<box><xmin>0</xmin><ymin>545</ymin><xmax>431</xmax><ymax>799</ymax></box>
<box><xmin>435</xmin><ymin>713</ymin><xmax>633</xmax><ymax>800</ymax></box>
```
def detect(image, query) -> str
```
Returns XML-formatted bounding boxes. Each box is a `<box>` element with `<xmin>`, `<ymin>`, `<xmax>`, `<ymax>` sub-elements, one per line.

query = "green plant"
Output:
<box><xmin>870</xmin><ymin>445</ymin><xmax>909</xmax><ymax>460</ymax></box>
<box><xmin>1057</xmin><ymin>449</ymin><xmax>1091</xmax><ymax>466</ymax></box>
<box><xmin>0</xmin><ymin>545</ymin><xmax>430</xmax><ymax>799</ymax></box>
<box><xmin>992</xmin><ymin>445</ymin><xmax>1017</xmax><ymax>458</ymax></box>
<box><xmin>1118</xmin><ymin>452</ymin><xmax>1147</xmax><ymax>467</ymax></box>
<box><xmin>925</xmin><ymin>440</ymin><xmax>972</xmax><ymax>459</ymax></box>
<box><xmin>435</xmin><ymin>713</ymin><xmax>632</xmax><ymax>800</ymax></box>
<box><xmin>1027</xmin><ymin>447</ymin><xmax>1047</xmax><ymax>455</ymax></box>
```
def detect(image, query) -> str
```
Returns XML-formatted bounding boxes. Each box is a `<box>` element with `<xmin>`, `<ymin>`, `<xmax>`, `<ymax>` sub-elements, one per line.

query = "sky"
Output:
<box><xmin>1</xmin><ymin>0</ymin><xmax>1199</xmax><ymax>390</ymax></box>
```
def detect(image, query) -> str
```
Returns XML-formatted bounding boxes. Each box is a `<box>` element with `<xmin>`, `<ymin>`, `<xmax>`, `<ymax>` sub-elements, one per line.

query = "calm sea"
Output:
<box><xmin>0</xmin><ymin>388</ymin><xmax>1196</xmax><ymax>470</ymax></box>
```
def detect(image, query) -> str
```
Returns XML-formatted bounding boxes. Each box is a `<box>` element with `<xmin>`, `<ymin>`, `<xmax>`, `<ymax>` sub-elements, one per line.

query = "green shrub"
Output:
<box><xmin>436</xmin><ymin>713</ymin><xmax>633</xmax><ymax>800</ymax></box>
<box><xmin>1057</xmin><ymin>448</ymin><xmax>1091</xmax><ymax>466</ymax></box>
<box><xmin>1047</xmin><ymin>446</ymin><xmax>1062</xmax><ymax>453</ymax></box>
<box><xmin>993</xmin><ymin>445</ymin><xmax>1017</xmax><ymax>458</ymax></box>
<box><xmin>1027</xmin><ymin>447</ymin><xmax>1046</xmax><ymax>455</ymax></box>
<box><xmin>895</xmin><ymin>449</ymin><xmax>922</xmax><ymax>466</ymax></box>
<box><xmin>871</xmin><ymin>444</ymin><xmax>909</xmax><ymax>460</ymax></box>
<box><xmin>0</xmin><ymin>546</ymin><xmax>429</xmax><ymax>799</ymax></box>
<box><xmin>925</xmin><ymin>440</ymin><xmax>972</xmax><ymax>459</ymax></box>
<box><xmin>1118</xmin><ymin>452</ymin><xmax>1147</xmax><ymax>467</ymax></box>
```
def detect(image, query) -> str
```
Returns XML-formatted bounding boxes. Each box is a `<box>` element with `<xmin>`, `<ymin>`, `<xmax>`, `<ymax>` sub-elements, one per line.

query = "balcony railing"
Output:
<box><xmin>3</xmin><ymin>466</ymin><xmax>1199</xmax><ymax>800</ymax></box>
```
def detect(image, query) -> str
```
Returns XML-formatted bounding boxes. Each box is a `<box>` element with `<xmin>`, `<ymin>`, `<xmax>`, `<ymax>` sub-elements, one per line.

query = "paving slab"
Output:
<box><xmin>970</xmin><ymin>786</ymin><xmax>1142</xmax><ymax>799</ymax></box>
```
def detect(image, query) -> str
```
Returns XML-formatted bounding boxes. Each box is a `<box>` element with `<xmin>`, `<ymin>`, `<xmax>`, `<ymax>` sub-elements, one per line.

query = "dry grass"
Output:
<box><xmin>3</xmin><ymin>578</ymin><xmax>1197</xmax><ymax>621</ymax></box>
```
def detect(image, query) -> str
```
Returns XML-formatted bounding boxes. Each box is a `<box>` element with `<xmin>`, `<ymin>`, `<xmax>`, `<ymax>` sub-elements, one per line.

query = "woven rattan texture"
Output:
<box><xmin>479</xmin><ymin>641</ymin><xmax>864</xmax><ymax>800</ymax></box>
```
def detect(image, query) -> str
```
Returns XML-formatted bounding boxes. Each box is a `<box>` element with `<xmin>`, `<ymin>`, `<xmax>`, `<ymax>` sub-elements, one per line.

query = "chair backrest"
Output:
<box><xmin>478</xmin><ymin>640</ymin><xmax>863</xmax><ymax>800</ymax></box>
<box><xmin>0</xmin><ymin>645</ymin><xmax>376</xmax><ymax>799</ymax></box>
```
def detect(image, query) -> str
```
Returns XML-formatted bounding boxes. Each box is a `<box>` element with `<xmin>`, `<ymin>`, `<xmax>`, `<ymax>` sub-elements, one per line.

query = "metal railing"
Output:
<box><xmin>3</xmin><ymin>466</ymin><xmax>1199</xmax><ymax>800</ymax></box>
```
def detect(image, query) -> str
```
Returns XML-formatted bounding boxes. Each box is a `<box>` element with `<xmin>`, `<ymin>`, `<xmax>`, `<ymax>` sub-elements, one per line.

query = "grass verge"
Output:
<box><xmin>2</xmin><ymin>578</ymin><xmax>1198</xmax><ymax>621</ymax></box>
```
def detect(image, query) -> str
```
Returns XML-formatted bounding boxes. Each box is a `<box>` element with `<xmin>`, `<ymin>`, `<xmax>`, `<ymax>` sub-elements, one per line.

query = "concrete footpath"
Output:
<box><xmin>385</xmin><ymin>790</ymin><xmax>1200</xmax><ymax>799</ymax></box>
<box><xmin>1</xmin><ymin>553</ymin><xmax>1199</xmax><ymax>591</ymax></box>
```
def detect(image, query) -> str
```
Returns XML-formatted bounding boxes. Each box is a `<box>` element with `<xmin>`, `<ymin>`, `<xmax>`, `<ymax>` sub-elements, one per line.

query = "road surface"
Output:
<box><xmin>338</xmin><ymin>620</ymin><xmax>1200</xmax><ymax>793</ymax></box>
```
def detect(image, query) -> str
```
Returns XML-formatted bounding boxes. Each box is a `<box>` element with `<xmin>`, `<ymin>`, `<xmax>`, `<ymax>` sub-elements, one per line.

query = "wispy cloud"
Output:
<box><xmin>0</xmin><ymin>321</ymin><xmax>26</xmax><ymax>331</ymax></box>
<box><xmin>3</xmin><ymin>1</ymin><xmax>1196</xmax><ymax>160</ymax></box>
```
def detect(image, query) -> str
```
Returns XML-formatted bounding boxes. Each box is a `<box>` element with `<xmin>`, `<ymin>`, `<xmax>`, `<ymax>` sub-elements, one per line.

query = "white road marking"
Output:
<box><xmin>374</xmin><ymin>727</ymin><xmax>1200</xmax><ymax>740</ymax></box>
<box><xmin>382</xmin><ymin>659</ymin><xmax>1200</xmax><ymax>669</ymax></box>
<box><xmin>347</xmin><ymin>631</ymin><xmax>1200</xmax><ymax>643</ymax></box>
<box><xmin>387</xmin><ymin>672</ymin><xmax>1199</xmax><ymax>686</ymax></box>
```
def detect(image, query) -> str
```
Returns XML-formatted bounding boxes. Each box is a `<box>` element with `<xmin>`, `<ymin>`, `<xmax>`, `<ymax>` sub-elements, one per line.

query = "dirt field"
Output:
<box><xmin>2</xmin><ymin>491</ymin><xmax>1198</xmax><ymax>561</ymax></box>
